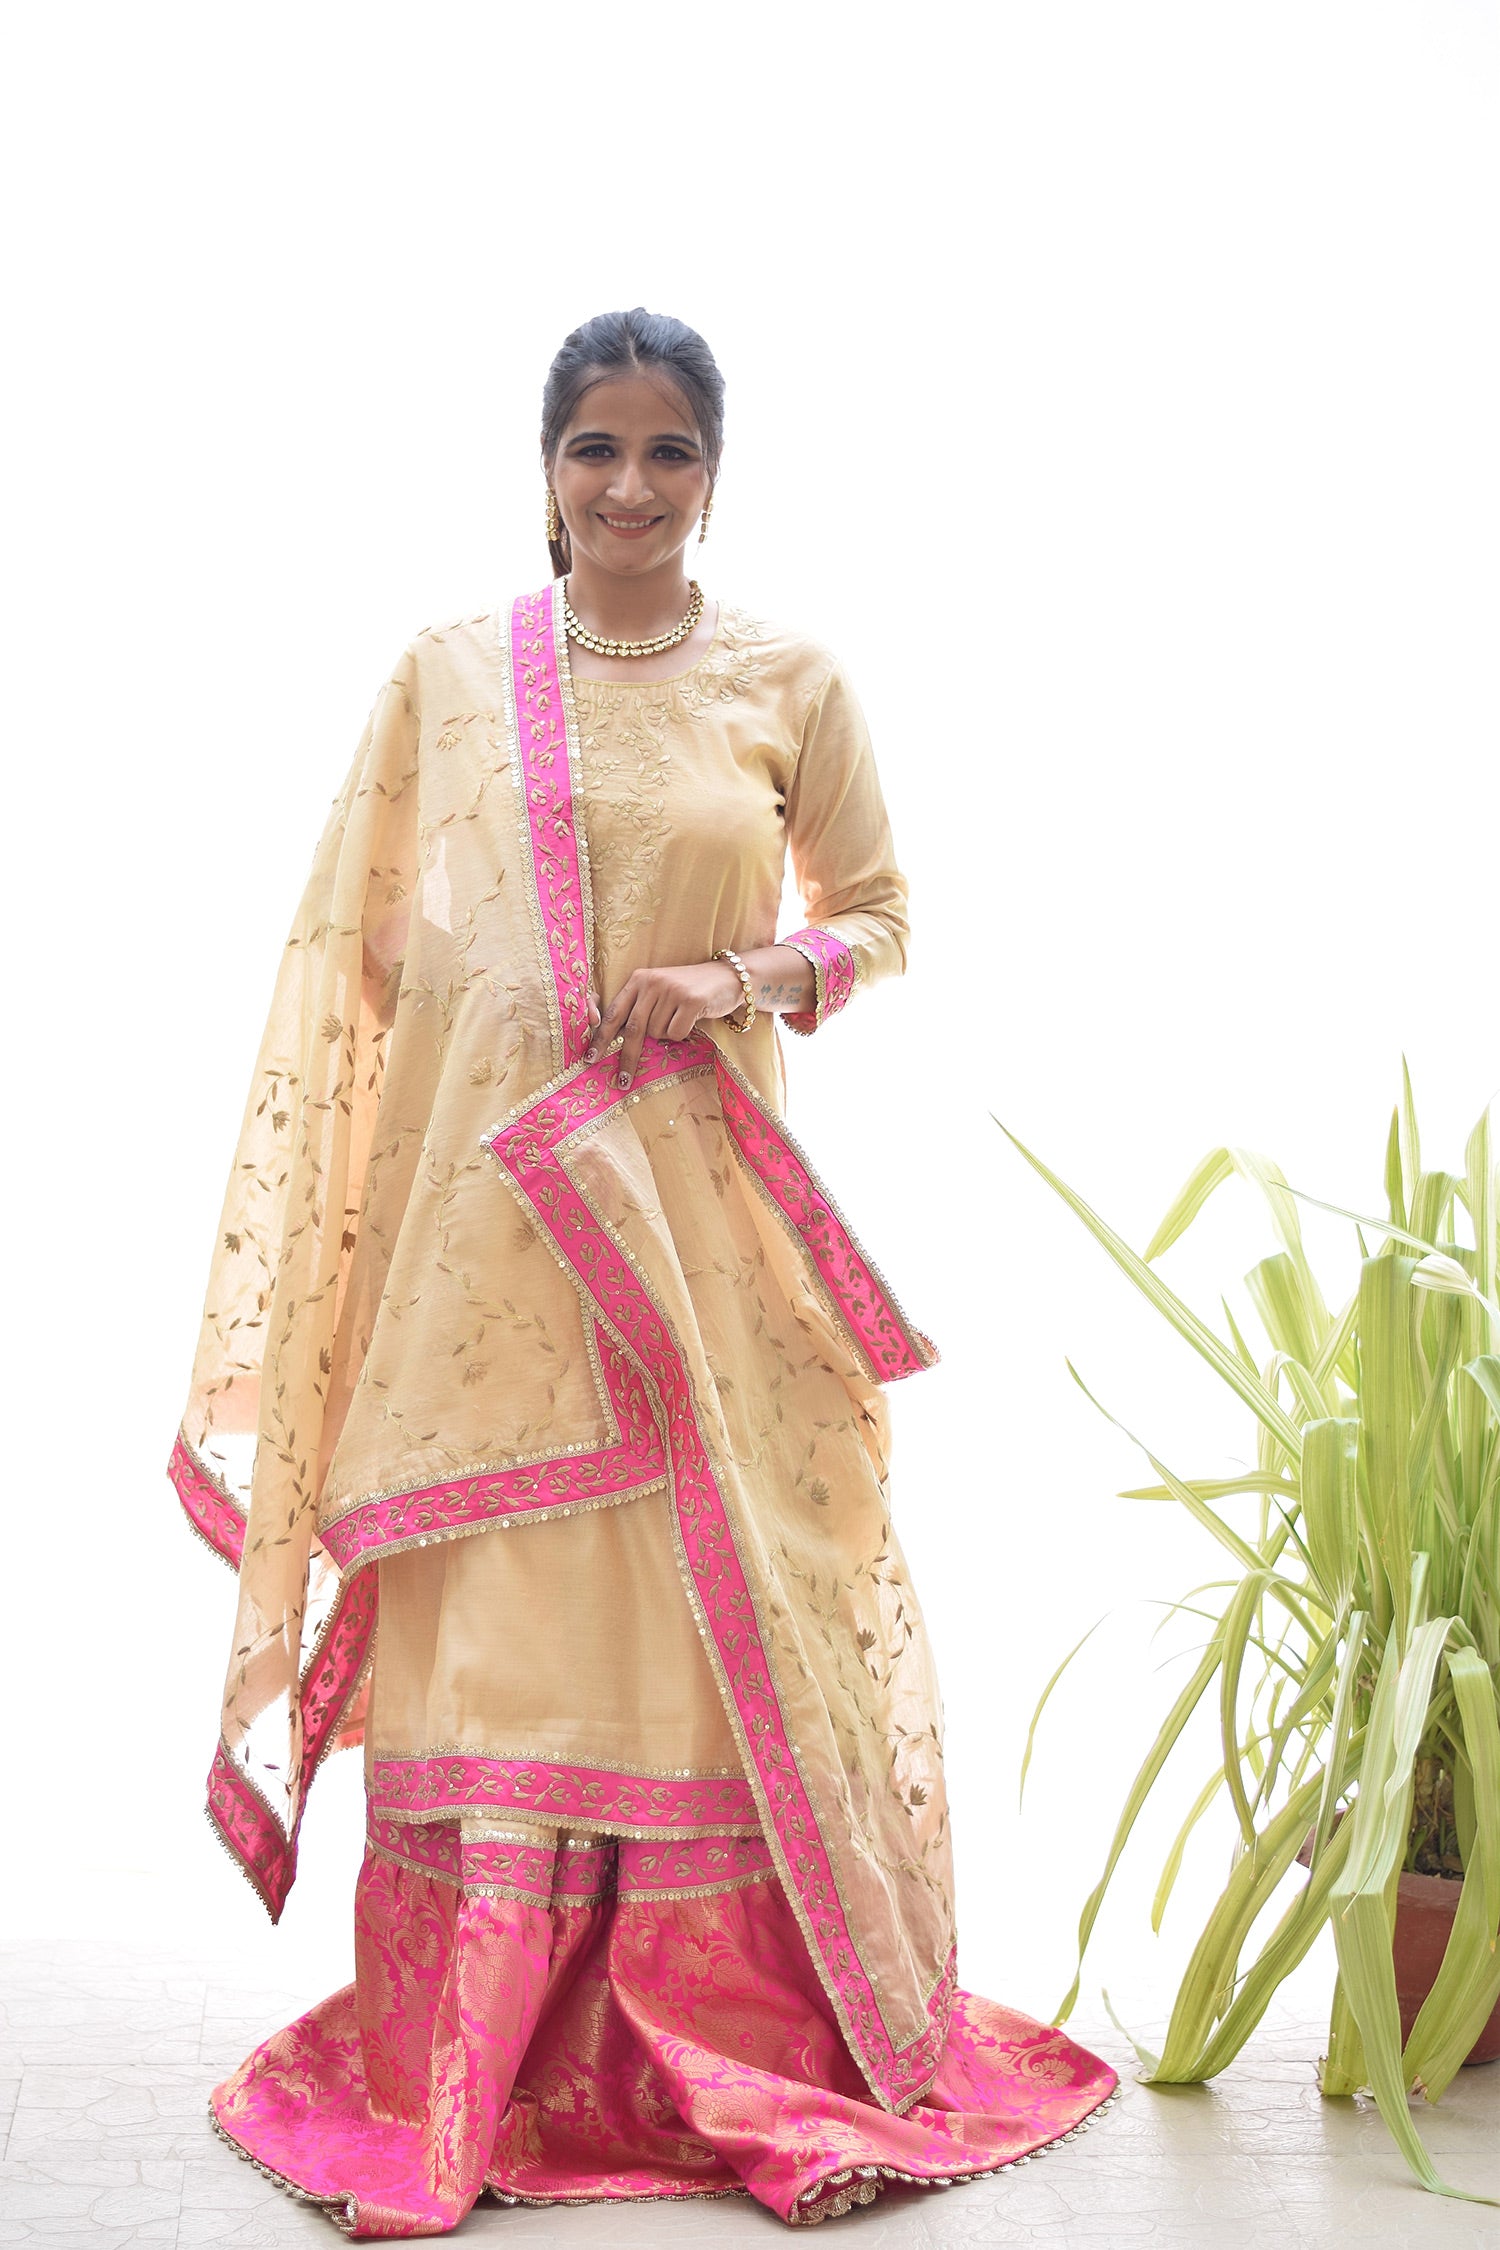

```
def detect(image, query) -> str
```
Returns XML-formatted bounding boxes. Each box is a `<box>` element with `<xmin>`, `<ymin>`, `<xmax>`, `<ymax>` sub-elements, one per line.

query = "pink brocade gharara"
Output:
<box><xmin>210</xmin><ymin>1820</ymin><xmax>1120</xmax><ymax>2236</ymax></box>
<box><xmin>173</xmin><ymin>584</ymin><xmax>1120</xmax><ymax>2233</ymax></box>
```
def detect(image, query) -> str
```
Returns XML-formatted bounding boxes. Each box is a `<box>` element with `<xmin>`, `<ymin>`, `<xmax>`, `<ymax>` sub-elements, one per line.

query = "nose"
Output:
<box><xmin>606</xmin><ymin>459</ymin><xmax>656</xmax><ymax>508</ymax></box>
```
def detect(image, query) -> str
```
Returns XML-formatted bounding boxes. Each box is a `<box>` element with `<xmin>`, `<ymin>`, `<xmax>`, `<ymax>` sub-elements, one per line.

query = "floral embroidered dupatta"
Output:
<box><xmin>170</xmin><ymin>584</ymin><xmax>955</xmax><ymax>2113</ymax></box>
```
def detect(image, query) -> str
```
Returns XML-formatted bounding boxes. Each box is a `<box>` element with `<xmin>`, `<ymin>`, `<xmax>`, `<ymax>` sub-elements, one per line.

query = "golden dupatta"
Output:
<box><xmin>170</xmin><ymin>584</ymin><xmax>954</xmax><ymax>2110</ymax></box>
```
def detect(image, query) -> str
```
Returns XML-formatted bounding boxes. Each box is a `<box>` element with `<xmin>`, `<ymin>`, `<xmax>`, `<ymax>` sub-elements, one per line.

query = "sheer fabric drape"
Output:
<box><xmin>173</xmin><ymin>586</ymin><xmax>1120</xmax><ymax>2232</ymax></box>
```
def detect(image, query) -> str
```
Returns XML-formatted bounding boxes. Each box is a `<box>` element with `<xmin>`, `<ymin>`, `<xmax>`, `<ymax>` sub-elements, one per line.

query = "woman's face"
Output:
<box><xmin>548</xmin><ymin>371</ymin><xmax>712</xmax><ymax>579</ymax></box>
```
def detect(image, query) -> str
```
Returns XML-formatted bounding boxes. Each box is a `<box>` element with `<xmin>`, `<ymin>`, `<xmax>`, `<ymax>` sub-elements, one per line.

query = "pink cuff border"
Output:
<box><xmin>779</xmin><ymin>925</ymin><xmax>857</xmax><ymax>1036</ymax></box>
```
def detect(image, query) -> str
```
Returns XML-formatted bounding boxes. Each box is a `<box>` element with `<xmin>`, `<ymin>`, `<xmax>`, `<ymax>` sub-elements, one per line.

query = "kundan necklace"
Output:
<box><xmin>562</xmin><ymin>577</ymin><xmax>705</xmax><ymax>659</ymax></box>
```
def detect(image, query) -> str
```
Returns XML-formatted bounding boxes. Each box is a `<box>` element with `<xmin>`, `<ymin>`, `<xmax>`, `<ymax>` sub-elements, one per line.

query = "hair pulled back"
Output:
<box><xmin>541</xmin><ymin>307</ymin><xmax>725</xmax><ymax>577</ymax></box>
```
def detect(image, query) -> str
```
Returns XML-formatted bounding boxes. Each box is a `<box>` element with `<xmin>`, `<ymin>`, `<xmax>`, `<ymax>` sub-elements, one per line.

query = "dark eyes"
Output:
<box><xmin>572</xmin><ymin>443</ymin><xmax>695</xmax><ymax>462</ymax></box>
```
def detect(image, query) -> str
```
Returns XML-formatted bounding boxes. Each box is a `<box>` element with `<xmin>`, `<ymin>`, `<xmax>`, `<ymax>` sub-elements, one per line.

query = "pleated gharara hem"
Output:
<box><xmin>205</xmin><ymin>1818</ymin><xmax>1122</xmax><ymax>2240</ymax></box>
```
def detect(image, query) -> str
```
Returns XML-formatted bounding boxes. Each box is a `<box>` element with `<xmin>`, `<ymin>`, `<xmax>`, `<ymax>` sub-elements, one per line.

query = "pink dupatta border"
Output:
<box><xmin>506</xmin><ymin>580</ymin><xmax>595</xmax><ymax>1073</ymax></box>
<box><xmin>475</xmin><ymin>583</ymin><xmax>947</xmax><ymax>2111</ymax></box>
<box><xmin>168</xmin><ymin>1435</ymin><xmax>246</xmax><ymax>1571</ymax></box>
<box><xmin>203</xmin><ymin>1564</ymin><xmax>378</xmax><ymax>1920</ymax></box>
<box><xmin>481</xmin><ymin>1030</ymin><xmax>948</xmax><ymax>2107</ymax></box>
<box><xmin>317</xmin><ymin>1329</ymin><xmax>666</xmax><ymax>1567</ymax></box>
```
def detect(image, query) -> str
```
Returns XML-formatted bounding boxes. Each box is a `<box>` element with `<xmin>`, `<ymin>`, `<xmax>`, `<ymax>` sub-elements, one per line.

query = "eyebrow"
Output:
<box><xmin>566</xmin><ymin>429</ymin><xmax>701</xmax><ymax>447</ymax></box>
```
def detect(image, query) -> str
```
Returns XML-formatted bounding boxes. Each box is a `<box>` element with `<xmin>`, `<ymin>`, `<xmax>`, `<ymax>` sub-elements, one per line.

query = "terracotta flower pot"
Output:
<box><xmin>1297</xmin><ymin>1830</ymin><xmax>1500</xmax><ymax>2066</ymax></box>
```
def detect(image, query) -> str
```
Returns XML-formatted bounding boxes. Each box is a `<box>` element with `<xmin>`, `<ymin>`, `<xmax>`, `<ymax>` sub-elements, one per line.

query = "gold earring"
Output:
<box><xmin>698</xmin><ymin>490</ymin><xmax>714</xmax><ymax>544</ymax></box>
<box><xmin>546</xmin><ymin>488</ymin><xmax>561</xmax><ymax>543</ymax></box>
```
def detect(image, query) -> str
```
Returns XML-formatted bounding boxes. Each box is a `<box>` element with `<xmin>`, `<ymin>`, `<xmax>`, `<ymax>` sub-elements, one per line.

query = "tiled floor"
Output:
<box><xmin>1</xmin><ymin>1938</ymin><xmax>1496</xmax><ymax>2246</ymax></box>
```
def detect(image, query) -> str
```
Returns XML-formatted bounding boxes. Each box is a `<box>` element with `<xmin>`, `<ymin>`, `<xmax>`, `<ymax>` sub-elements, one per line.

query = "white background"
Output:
<box><xmin>4</xmin><ymin>2</ymin><xmax>1496</xmax><ymax>2050</ymax></box>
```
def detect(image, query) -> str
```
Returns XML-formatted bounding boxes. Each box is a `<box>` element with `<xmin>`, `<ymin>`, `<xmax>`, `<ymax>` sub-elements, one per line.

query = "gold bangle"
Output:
<box><xmin>712</xmin><ymin>947</ymin><xmax>756</xmax><ymax>1033</ymax></box>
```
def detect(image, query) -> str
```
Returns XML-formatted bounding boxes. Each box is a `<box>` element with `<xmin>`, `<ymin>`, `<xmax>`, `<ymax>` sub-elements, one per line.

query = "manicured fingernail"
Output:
<box><xmin>616</xmin><ymin>1071</ymin><xmax>631</xmax><ymax>1088</ymax></box>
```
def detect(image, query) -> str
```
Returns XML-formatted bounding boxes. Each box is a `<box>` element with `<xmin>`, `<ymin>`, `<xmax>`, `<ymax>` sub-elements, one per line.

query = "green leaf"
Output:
<box><xmin>1307</xmin><ymin>1616</ymin><xmax>1367</xmax><ymax>1870</ymax></box>
<box><xmin>1223</xmin><ymin>1295</ymin><xmax>1261</xmax><ymax>1375</ymax></box>
<box><xmin>1320</xmin><ymin>1969</ymin><xmax>1368</xmax><ymax>2097</ymax></box>
<box><xmin>1400</xmin><ymin>1646</ymin><xmax>1500</xmax><ymax>2101</ymax></box>
<box><xmin>995</xmin><ymin>1120</ymin><xmax>1304</xmax><ymax>1460</ymax></box>
<box><xmin>1018</xmin><ymin>1614</ymin><xmax>1106</xmax><ymax>1809</ymax></box>
<box><xmin>1463</xmin><ymin>1105</ymin><xmax>1495</xmax><ymax>1309</ymax></box>
<box><xmin>1254</xmin><ymin>1630</ymin><xmax>1340</xmax><ymax>1821</ymax></box>
<box><xmin>1311</xmin><ymin>1287</ymin><xmax>1360</xmax><ymax>1388</ymax></box>
<box><xmin>1195</xmin><ymin>1786</ymin><xmax>1358</xmax><ymax>2077</ymax></box>
<box><xmin>1219</xmin><ymin>1572</ymin><xmax>1274</xmax><ymax>1844</ymax></box>
<box><xmin>1356</xmin><ymin>1256</ymin><xmax>1419</xmax><ymax>1641</ymax></box>
<box><xmin>1245</xmin><ymin>1254</ymin><xmax>1320</xmax><ymax>1371</ymax></box>
<box><xmin>1234</xmin><ymin>1146</ymin><xmax>1316</xmax><ymax>1265</ymax></box>
<box><xmin>1283</xmin><ymin>1187</ymin><xmax>1445</xmax><ymax>1258</ymax></box>
<box><xmin>1385</xmin><ymin>1106</ymin><xmax>1406</xmax><ymax>1232</ymax></box>
<box><xmin>1151</xmin><ymin>1766</ymin><xmax>1226</xmax><ymax>1933</ymax></box>
<box><xmin>1409</xmin><ymin>1172</ymin><xmax>1463</xmax><ymax>1256</ymax></box>
<box><xmin>1331</xmin><ymin>1871</ymin><xmax>1473</xmax><ymax>2197</ymax></box>
<box><xmin>1464</xmin><ymin>1355</ymin><xmax>1500</xmax><ymax>1423</ymax></box>
<box><xmin>1119</xmin><ymin>1473</ymin><xmax>1296</xmax><ymax>1502</ymax></box>
<box><xmin>1400</xmin><ymin>1056</ymin><xmax>1422</xmax><ymax>1197</ymax></box>
<box><xmin>1143</xmin><ymin>1146</ymin><xmax>1234</xmax><ymax>1263</ymax></box>
<box><xmin>1051</xmin><ymin>1633</ymin><xmax>1227</xmax><ymax>2023</ymax></box>
<box><xmin>1065</xmin><ymin>1365</ymin><xmax>1267</xmax><ymax>1576</ymax></box>
<box><xmin>1148</xmin><ymin>1771</ymin><xmax>1329</xmax><ymax>2080</ymax></box>
<box><xmin>1301</xmin><ymin>1418</ymin><xmax>1359</xmax><ymax>1614</ymax></box>
<box><xmin>1097</xmin><ymin>1986</ymin><xmax>1161</xmax><ymax>2075</ymax></box>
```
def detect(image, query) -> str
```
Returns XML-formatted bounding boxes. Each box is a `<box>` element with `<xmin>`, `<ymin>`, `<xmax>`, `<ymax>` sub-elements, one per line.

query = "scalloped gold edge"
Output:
<box><xmin>790</xmin><ymin>2076</ymin><xmax>1126</xmax><ymax>2224</ymax></box>
<box><xmin>207</xmin><ymin>2100</ymin><xmax>361</xmax><ymax>2238</ymax></box>
<box><xmin>204</xmin><ymin>2038</ymin><xmax>1123</xmax><ymax>2234</ymax></box>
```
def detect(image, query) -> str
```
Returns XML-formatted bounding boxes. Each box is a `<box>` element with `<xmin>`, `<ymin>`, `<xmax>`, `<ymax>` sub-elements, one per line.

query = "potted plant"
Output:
<box><xmin>1003</xmin><ymin>1073</ymin><xmax>1499</xmax><ymax>2204</ymax></box>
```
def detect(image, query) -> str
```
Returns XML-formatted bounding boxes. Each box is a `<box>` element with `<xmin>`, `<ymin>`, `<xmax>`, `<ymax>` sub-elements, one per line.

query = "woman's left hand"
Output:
<box><xmin>583</xmin><ymin>960</ymin><xmax>746</xmax><ymax>1087</ymax></box>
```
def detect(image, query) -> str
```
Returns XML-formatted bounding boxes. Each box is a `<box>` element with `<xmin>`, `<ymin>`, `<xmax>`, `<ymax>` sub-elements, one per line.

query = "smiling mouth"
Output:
<box><xmin>598</xmin><ymin>512</ymin><xmax>664</xmax><ymax>531</ymax></box>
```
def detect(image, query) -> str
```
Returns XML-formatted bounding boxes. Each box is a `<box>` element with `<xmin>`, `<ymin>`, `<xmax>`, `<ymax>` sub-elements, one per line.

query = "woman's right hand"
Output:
<box><xmin>583</xmin><ymin>959</ymin><xmax>747</xmax><ymax>1085</ymax></box>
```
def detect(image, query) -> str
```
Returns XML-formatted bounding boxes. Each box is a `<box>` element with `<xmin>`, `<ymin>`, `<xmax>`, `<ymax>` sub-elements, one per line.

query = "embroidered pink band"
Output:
<box><xmin>778</xmin><ymin>923</ymin><xmax>858</xmax><ymax>1036</ymax></box>
<box><xmin>317</xmin><ymin>1333</ymin><xmax>666</xmax><ymax>1568</ymax></box>
<box><xmin>509</xmin><ymin>585</ymin><xmax>593</xmax><ymax>1070</ymax></box>
<box><xmin>482</xmin><ymin>1031</ymin><xmax>948</xmax><ymax>2106</ymax></box>
<box><xmin>169</xmin><ymin>1435</ymin><xmax>246</xmax><ymax>1571</ymax></box>
<box><xmin>370</xmin><ymin>1754</ymin><xmax>759</xmax><ymax>1836</ymax></box>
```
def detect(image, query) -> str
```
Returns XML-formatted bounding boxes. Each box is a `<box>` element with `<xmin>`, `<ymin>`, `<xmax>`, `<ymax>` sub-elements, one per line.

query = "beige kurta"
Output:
<box><xmin>364</xmin><ymin>604</ymin><xmax>914</xmax><ymax>1790</ymax></box>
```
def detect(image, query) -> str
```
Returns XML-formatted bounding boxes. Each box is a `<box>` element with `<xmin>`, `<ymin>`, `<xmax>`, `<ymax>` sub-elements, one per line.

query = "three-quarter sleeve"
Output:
<box><xmin>777</xmin><ymin>659</ymin><xmax>911</xmax><ymax>1036</ymax></box>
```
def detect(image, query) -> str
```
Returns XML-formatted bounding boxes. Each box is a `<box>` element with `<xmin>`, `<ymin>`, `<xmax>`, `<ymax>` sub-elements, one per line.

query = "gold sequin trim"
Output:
<box><xmin>551</xmin><ymin>589</ymin><xmax>598</xmax><ymax>977</ymax></box>
<box><xmin>487</xmin><ymin>2184</ymin><xmax>746</xmax><ymax>2215</ymax></box>
<box><xmin>207</xmin><ymin>2103</ymin><xmax>361</xmax><ymax>2238</ymax></box>
<box><xmin>458</xmin><ymin>1823</ymin><xmax>557</xmax><ymax>1846</ymax></box>
<box><xmin>205</xmin><ymin>2078</ymin><xmax>1124</xmax><ymax>2238</ymax></box>
<box><xmin>376</xmin><ymin>1743</ymin><xmax>743</xmax><ymax>1780</ymax></box>
<box><xmin>621</xmin><ymin>1864</ymin><xmax>777</xmax><ymax>1905</ymax></box>
<box><xmin>320</xmin><ymin>1316</ymin><xmax>619</xmax><ymax>1527</ymax></box>
<box><xmin>779</xmin><ymin>934</ymin><xmax>827</xmax><ymax>1026</ymax></box>
<box><xmin>501</xmin><ymin>599</ymin><xmax>565</xmax><ymax>1072</ymax></box>
<box><xmin>329</xmin><ymin>1476</ymin><xmax>668</xmax><ymax>1566</ymax></box>
<box><xmin>788</xmin><ymin>2080</ymin><xmax>1126</xmax><ymax>2223</ymax></box>
<box><xmin>363</xmin><ymin>1834</ymin><xmax>554</xmax><ymax>1903</ymax></box>
<box><xmin>376</xmin><ymin>1808</ymin><xmax>764</xmax><ymax>1843</ymax></box>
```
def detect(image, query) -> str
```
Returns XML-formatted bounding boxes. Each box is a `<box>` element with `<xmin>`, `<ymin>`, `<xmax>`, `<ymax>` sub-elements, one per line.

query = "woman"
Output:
<box><xmin>170</xmin><ymin>306</ymin><xmax>1119</xmax><ymax>2235</ymax></box>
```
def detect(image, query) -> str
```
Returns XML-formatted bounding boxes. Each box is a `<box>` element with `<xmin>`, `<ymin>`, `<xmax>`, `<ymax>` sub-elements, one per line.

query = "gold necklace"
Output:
<box><xmin>562</xmin><ymin>578</ymin><xmax>705</xmax><ymax>659</ymax></box>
